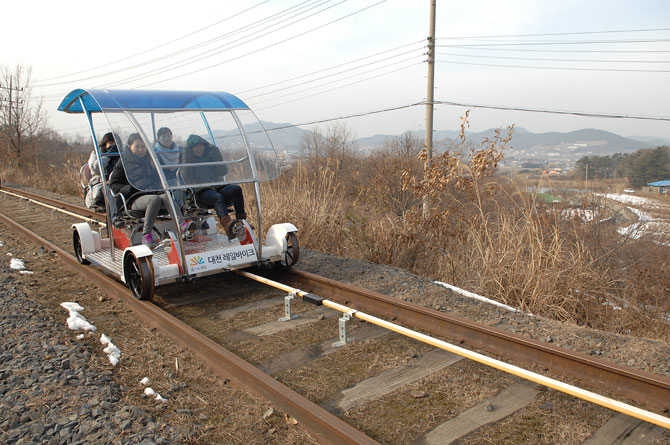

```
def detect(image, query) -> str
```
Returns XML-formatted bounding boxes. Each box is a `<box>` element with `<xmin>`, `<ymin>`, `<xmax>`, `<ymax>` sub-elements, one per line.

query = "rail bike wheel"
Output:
<box><xmin>72</xmin><ymin>230</ymin><xmax>90</xmax><ymax>265</ymax></box>
<box><xmin>279</xmin><ymin>232</ymin><xmax>299</xmax><ymax>268</ymax></box>
<box><xmin>123</xmin><ymin>254</ymin><xmax>154</xmax><ymax>300</ymax></box>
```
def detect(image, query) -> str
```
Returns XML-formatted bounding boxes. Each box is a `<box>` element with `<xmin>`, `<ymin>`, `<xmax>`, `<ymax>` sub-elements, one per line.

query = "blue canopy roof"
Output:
<box><xmin>647</xmin><ymin>180</ymin><xmax>670</xmax><ymax>187</ymax></box>
<box><xmin>58</xmin><ymin>89</ymin><xmax>249</xmax><ymax>113</ymax></box>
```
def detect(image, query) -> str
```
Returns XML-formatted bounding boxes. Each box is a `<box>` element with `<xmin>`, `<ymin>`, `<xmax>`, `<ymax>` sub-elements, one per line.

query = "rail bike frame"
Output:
<box><xmin>58</xmin><ymin>89</ymin><xmax>298</xmax><ymax>299</ymax></box>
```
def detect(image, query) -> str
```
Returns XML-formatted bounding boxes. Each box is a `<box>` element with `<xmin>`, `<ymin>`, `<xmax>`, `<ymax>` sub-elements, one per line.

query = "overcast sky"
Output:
<box><xmin>3</xmin><ymin>0</ymin><xmax>669</xmax><ymax>141</ymax></box>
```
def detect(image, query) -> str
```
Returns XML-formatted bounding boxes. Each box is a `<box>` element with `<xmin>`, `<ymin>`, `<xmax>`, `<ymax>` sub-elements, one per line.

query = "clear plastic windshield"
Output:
<box><xmin>101</xmin><ymin>109</ymin><xmax>280</xmax><ymax>192</ymax></box>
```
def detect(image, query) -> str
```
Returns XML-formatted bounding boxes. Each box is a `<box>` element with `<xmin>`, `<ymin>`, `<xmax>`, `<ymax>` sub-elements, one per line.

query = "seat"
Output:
<box><xmin>79</xmin><ymin>164</ymin><xmax>93</xmax><ymax>197</ymax></box>
<box><xmin>177</xmin><ymin>168</ymin><xmax>216</xmax><ymax>219</ymax></box>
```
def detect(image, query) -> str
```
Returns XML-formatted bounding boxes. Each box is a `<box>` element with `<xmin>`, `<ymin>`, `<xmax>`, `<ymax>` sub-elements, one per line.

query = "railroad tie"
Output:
<box><xmin>582</xmin><ymin>413</ymin><xmax>667</xmax><ymax>445</ymax></box>
<box><xmin>323</xmin><ymin>348</ymin><xmax>463</xmax><ymax>416</ymax></box>
<box><xmin>417</xmin><ymin>379</ymin><xmax>539</xmax><ymax>445</ymax></box>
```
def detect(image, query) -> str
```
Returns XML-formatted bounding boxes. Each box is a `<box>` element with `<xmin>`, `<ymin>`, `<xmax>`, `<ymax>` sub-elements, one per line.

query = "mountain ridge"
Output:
<box><xmin>260</xmin><ymin>122</ymin><xmax>668</xmax><ymax>155</ymax></box>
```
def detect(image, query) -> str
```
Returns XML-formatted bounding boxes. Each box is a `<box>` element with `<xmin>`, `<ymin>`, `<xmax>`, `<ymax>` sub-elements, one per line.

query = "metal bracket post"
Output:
<box><xmin>332</xmin><ymin>310</ymin><xmax>356</xmax><ymax>348</ymax></box>
<box><xmin>278</xmin><ymin>291</ymin><xmax>300</xmax><ymax>322</ymax></box>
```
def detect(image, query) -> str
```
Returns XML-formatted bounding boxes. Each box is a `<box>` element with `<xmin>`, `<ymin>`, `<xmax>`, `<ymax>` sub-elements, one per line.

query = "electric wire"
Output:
<box><xmin>34</xmin><ymin>0</ymin><xmax>271</xmax><ymax>84</ymax></box>
<box><xmin>243</xmin><ymin>49</ymin><xmax>425</xmax><ymax>102</ymax></box>
<box><xmin>436</xmin><ymin>27</ymin><xmax>670</xmax><ymax>40</ymax></box>
<box><xmin>35</xmin><ymin>0</ymin><xmax>335</xmax><ymax>88</ymax></box>
<box><xmin>237</xmin><ymin>40</ymin><xmax>425</xmax><ymax>95</ymax></box>
<box><xmin>117</xmin><ymin>0</ymin><xmax>388</xmax><ymax>89</ymax></box>
<box><xmin>436</xmin><ymin>59</ymin><xmax>670</xmax><ymax>73</ymax></box>
<box><xmin>435</xmin><ymin>45</ymin><xmax>670</xmax><ymax>53</ymax></box>
<box><xmin>252</xmin><ymin>61</ymin><xmax>423</xmax><ymax>111</ymax></box>
<box><xmin>437</xmin><ymin>38</ymin><xmax>670</xmax><ymax>47</ymax></box>
<box><xmin>436</xmin><ymin>52</ymin><xmax>670</xmax><ymax>63</ymax></box>
<box><xmin>434</xmin><ymin>100</ymin><xmax>670</xmax><ymax>122</ymax></box>
<box><xmin>99</xmin><ymin>0</ymin><xmax>340</xmax><ymax>88</ymax></box>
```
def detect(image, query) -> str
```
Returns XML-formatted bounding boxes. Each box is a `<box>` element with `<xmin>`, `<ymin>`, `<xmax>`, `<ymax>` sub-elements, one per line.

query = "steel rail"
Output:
<box><xmin>284</xmin><ymin>269</ymin><xmax>670</xmax><ymax>416</ymax></box>
<box><xmin>0</xmin><ymin>184</ymin><xmax>105</xmax><ymax>224</ymax></box>
<box><xmin>2</xmin><ymin>185</ymin><xmax>668</xmax><ymax>416</ymax></box>
<box><xmin>0</xmin><ymin>211</ymin><xmax>377</xmax><ymax>445</ymax></box>
<box><xmin>236</xmin><ymin>270</ymin><xmax>670</xmax><ymax>429</ymax></box>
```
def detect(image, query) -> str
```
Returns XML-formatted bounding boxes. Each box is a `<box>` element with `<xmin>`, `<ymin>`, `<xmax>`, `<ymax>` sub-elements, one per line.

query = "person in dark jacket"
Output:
<box><xmin>85</xmin><ymin>132</ymin><xmax>120</xmax><ymax>208</ymax></box>
<box><xmin>181</xmin><ymin>134</ymin><xmax>247</xmax><ymax>239</ymax></box>
<box><xmin>109</xmin><ymin>133</ymin><xmax>194</xmax><ymax>247</ymax></box>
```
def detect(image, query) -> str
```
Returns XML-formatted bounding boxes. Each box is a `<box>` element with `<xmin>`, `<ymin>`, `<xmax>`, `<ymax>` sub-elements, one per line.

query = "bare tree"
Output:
<box><xmin>299</xmin><ymin>122</ymin><xmax>356</xmax><ymax>176</ymax></box>
<box><xmin>363</xmin><ymin>131</ymin><xmax>423</xmax><ymax>216</ymax></box>
<box><xmin>0</xmin><ymin>65</ymin><xmax>47</xmax><ymax>167</ymax></box>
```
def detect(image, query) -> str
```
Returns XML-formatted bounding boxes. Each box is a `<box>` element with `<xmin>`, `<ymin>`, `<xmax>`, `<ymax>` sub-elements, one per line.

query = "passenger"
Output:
<box><xmin>109</xmin><ymin>133</ymin><xmax>195</xmax><ymax>248</ymax></box>
<box><xmin>153</xmin><ymin>127</ymin><xmax>183</xmax><ymax>208</ymax></box>
<box><xmin>182</xmin><ymin>134</ymin><xmax>247</xmax><ymax>239</ymax></box>
<box><xmin>85</xmin><ymin>132</ymin><xmax>120</xmax><ymax>208</ymax></box>
<box><xmin>153</xmin><ymin>127</ymin><xmax>180</xmax><ymax>185</ymax></box>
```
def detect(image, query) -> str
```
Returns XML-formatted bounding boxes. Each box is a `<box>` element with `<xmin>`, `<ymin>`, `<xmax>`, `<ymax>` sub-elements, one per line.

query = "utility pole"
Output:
<box><xmin>423</xmin><ymin>0</ymin><xmax>436</xmax><ymax>219</ymax></box>
<box><xmin>1</xmin><ymin>73</ymin><xmax>27</xmax><ymax>164</ymax></box>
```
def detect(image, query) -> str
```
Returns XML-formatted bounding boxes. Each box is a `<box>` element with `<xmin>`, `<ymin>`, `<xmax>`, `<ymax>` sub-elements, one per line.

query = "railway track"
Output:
<box><xmin>0</xmin><ymin>183</ymin><xmax>668</xmax><ymax>444</ymax></box>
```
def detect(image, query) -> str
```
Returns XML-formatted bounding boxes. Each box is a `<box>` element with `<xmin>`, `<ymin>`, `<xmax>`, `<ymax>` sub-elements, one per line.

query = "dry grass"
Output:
<box><xmin>10</xmin><ymin>122</ymin><xmax>670</xmax><ymax>343</ymax></box>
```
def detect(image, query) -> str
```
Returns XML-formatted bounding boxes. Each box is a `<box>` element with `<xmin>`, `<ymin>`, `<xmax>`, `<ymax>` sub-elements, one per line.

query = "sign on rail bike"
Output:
<box><xmin>59</xmin><ymin>89</ymin><xmax>299</xmax><ymax>300</ymax></box>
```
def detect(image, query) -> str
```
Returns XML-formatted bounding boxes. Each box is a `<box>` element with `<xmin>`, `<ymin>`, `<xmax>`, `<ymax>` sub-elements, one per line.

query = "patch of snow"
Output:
<box><xmin>100</xmin><ymin>334</ymin><xmax>121</xmax><ymax>366</ymax></box>
<box><xmin>60</xmin><ymin>302</ymin><xmax>97</xmax><ymax>332</ymax></box>
<box><xmin>10</xmin><ymin>258</ymin><xmax>25</xmax><ymax>270</ymax></box>
<box><xmin>144</xmin><ymin>387</ymin><xmax>166</xmax><ymax>402</ymax></box>
<box><xmin>76</xmin><ymin>334</ymin><xmax>85</xmax><ymax>340</ymax></box>
<box><xmin>19</xmin><ymin>270</ymin><xmax>34</xmax><ymax>275</ymax></box>
<box><xmin>434</xmin><ymin>281</ymin><xmax>533</xmax><ymax>315</ymax></box>
<box><xmin>561</xmin><ymin>208</ymin><xmax>597</xmax><ymax>222</ymax></box>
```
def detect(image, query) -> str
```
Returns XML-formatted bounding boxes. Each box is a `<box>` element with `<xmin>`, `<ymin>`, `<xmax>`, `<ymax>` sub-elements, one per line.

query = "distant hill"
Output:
<box><xmin>239</xmin><ymin>122</ymin><xmax>657</xmax><ymax>156</ymax></box>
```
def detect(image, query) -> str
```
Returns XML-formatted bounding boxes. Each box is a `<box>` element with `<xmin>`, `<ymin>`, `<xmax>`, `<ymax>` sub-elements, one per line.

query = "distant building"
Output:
<box><xmin>647</xmin><ymin>180</ymin><xmax>670</xmax><ymax>194</ymax></box>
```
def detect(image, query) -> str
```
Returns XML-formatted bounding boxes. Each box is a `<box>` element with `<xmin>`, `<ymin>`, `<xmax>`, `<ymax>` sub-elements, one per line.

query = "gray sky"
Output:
<box><xmin>3</xmin><ymin>0</ymin><xmax>670</xmax><ymax>141</ymax></box>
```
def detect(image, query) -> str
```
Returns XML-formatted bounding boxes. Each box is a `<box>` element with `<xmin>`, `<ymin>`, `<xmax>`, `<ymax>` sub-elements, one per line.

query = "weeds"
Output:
<box><xmin>11</xmin><ymin>119</ymin><xmax>669</xmax><ymax>342</ymax></box>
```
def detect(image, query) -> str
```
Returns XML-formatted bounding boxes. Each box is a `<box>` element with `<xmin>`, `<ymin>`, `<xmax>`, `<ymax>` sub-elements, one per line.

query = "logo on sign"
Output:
<box><xmin>190</xmin><ymin>256</ymin><xmax>204</xmax><ymax>266</ymax></box>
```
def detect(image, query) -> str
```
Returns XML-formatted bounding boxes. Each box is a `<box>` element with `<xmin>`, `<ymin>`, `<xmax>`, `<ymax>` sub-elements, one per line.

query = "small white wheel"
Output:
<box><xmin>279</xmin><ymin>232</ymin><xmax>299</xmax><ymax>268</ymax></box>
<box><xmin>124</xmin><ymin>254</ymin><xmax>154</xmax><ymax>300</ymax></box>
<box><xmin>73</xmin><ymin>230</ymin><xmax>90</xmax><ymax>265</ymax></box>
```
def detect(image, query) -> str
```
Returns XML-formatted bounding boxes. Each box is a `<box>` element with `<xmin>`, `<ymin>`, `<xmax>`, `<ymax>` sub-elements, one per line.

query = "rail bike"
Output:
<box><xmin>58</xmin><ymin>89</ymin><xmax>298</xmax><ymax>300</ymax></box>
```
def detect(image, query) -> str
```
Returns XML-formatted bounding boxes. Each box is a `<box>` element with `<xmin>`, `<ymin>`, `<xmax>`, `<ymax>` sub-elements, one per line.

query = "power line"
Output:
<box><xmin>436</xmin><ymin>52</ymin><xmax>670</xmax><ymax>63</ymax></box>
<box><xmin>436</xmin><ymin>28</ymin><xmax>670</xmax><ymax>40</ymax></box>
<box><xmin>127</xmin><ymin>0</ymin><xmax>389</xmax><ymax>89</ymax></box>
<box><xmin>244</xmin><ymin>49</ymin><xmax>425</xmax><ymax>102</ymax></box>
<box><xmin>35</xmin><ymin>0</ymin><xmax>332</xmax><ymax>88</ymax></box>
<box><xmin>34</xmin><ymin>1</ymin><xmax>272</xmax><ymax>85</ymax></box>
<box><xmin>436</xmin><ymin>59</ymin><xmax>670</xmax><ymax>72</ymax></box>
<box><xmin>261</xmin><ymin>101</ymin><xmax>426</xmax><ymax>132</ymax></box>
<box><xmin>97</xmin><ymin>0</ymin><xmax>353</xmax><ymax>89</ymax></box>
<box><xmin>436</xmin><ymin>46</ymin><xmax>670</xmax><ymax>53</ymax></box>
<box><xmin>237</xmin><ymin>40</ymin><xmax>425</xmax><ymax>95</ymax></box>
<box><xmin>436</xmin><ymin>38</ymin><xmax>670</xmax><ymax>47</ymax></box>
<box><xmin>251</xmin><ymin>61</ymin><xmax>423</xmax><ymax>111</ymax></box>
<box><xmin>434</xmin><ymin>100</ymin><xmax>670</xmax><ymax>122</ymax></box>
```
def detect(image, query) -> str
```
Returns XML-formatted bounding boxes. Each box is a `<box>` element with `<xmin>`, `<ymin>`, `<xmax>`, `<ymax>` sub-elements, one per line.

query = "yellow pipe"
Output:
<box><xmin>236</xmin><ymin>270</ymin><xmax>670</xmax><ymax>429</ymax></box>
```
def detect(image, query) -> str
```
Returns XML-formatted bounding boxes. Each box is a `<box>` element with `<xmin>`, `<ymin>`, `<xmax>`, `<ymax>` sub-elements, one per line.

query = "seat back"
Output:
<box><xmin>79</xmin><ymin>164</ymin><xmax>93</xmax><ymax>189</ymax></box>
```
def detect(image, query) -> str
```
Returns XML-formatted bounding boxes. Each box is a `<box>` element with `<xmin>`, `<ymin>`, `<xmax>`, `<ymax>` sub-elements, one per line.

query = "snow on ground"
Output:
<box><xmin>10</xmin><ymin>258</ymin><xmax>25</xmax><ymax>270</ymax></box>
<box><xmin>561</xmin><ymin>208</ymin><xmax>596</xmax><ymax>222</ymax></box>
<box><xmin>60</xmin><ymin>302</ymin><xmax>97</xmax><ymax>332</ymax></box>
<box><xmin>144</xmin><ymin>387</ymin><xmax>166</xmax><ymax>402</ymax></box>
<box><xmin>599</xmin><ymin>193</ymin><xmax>670</xmax><ymax>241</ymax></box>
<box><xmin>599</xmin><ymin>193</ymin><xmax>667</xmax><ymax>208</ymax></box>
<box><xmin>434</xmin><ymin>280</ymin><xmax>533</xmax><ymax>316</ymax></box>
<box><xmin>100</xmin><ymin>334</ymin><xmax>121</xmax><ymax>366</ymax></box>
